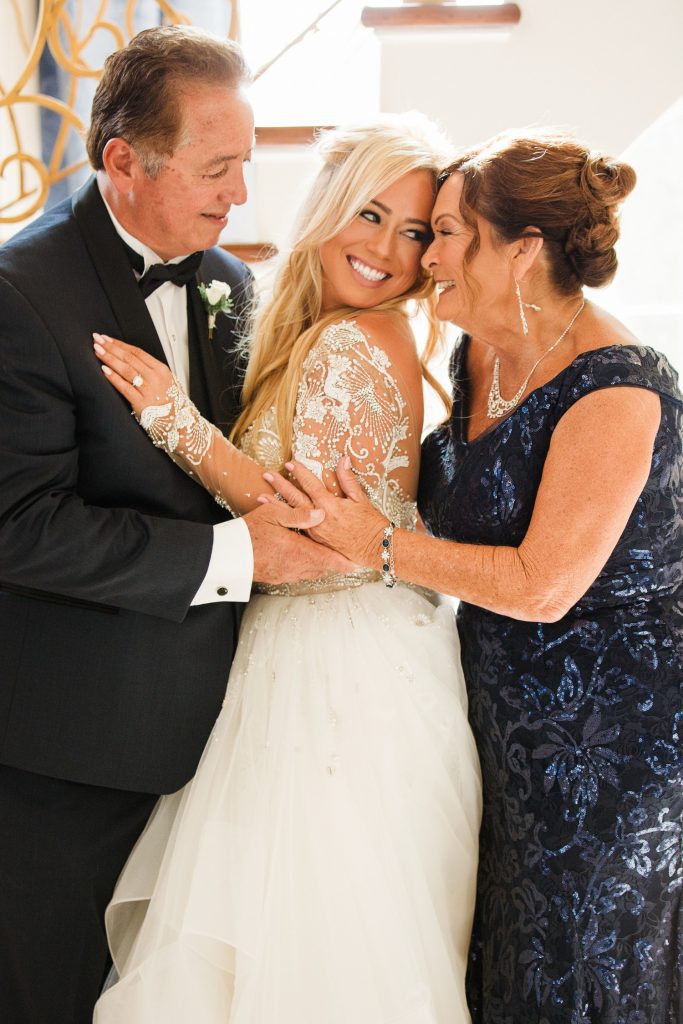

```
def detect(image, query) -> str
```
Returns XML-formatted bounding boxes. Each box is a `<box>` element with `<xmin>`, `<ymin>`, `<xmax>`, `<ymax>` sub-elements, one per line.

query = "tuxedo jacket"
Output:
<box><xmin>0</xmin><ymin>178</ymin><xmax>253</xmax><ymax>794</ymax></box>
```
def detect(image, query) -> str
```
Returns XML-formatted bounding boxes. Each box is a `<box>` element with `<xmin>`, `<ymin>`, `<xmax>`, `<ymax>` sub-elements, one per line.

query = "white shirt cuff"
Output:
<box><xmin>191</xmin><ymin>518</ymin><xmax>254</xmax><ymax>605</ymax></box>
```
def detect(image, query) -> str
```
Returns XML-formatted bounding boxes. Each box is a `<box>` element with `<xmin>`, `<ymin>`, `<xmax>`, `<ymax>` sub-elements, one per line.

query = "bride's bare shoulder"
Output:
<box><xmin>349</xmin><ymin>310</ymin><xmax>421</xmax><ymax>381</ymax></box>
<box><xmin>351</xmin><ymin>309</ymin><xmax>416</xmax><ymax>347</ymax></box>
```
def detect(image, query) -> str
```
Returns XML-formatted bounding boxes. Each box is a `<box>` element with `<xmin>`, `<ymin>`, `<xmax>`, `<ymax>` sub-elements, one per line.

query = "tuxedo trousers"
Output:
<box><xmin>0</xmin><ymin>764</ymin><xmax>157</xmax><ymax>1024</ymax></box>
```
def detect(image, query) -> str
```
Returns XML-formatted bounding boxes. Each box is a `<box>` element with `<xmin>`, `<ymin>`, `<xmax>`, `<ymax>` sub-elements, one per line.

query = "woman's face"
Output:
<box><xmin>319</xmin><ymin>169</ymin><xmax>434</xmax><ymax>312</ymax></box>
<box><xmin>422</xmin><ymin>173</ymin><xmax>511</xmax><ymax>328</ymax></box>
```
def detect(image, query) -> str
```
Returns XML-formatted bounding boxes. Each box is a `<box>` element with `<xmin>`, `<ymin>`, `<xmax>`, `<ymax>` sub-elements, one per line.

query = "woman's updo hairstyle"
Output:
<box><xmin>441</xmin><ymin>129</ymin><xmax>636</xmax><ymax>293</ymax></box>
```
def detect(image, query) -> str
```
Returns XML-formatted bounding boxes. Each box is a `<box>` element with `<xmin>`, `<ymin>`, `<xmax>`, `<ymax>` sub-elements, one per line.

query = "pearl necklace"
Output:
<box><xmin>487</xmin><ymin>299</ymin><xmax>585</xmax><ymax>419</ymax></box>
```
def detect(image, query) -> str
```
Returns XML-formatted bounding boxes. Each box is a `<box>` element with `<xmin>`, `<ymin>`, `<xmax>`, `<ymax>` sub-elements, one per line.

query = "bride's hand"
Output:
<box><xmin>93</xmin><ymin>333</ymin><xmax>173</xmax><ymax>418</ymax></box>
<box><xmin>259</xmin><ymin>458</ymin><xmax>388</xmax><ymax>569</ymax></box>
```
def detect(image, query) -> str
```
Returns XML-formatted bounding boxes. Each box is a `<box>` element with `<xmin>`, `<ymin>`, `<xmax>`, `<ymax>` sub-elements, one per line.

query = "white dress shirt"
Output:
<box><xmin>99</xmin><ymin>185</ymin><xmax>254</xmax><ymax>604</ymax></box>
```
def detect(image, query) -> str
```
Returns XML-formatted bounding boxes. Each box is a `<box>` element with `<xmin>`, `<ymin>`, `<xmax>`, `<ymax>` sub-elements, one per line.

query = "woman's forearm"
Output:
<box><xmin>172</xmin><ymin>424</ymin><xmax>276</xmax><ymax>516</ymax></box>
<box><xmin>92</xmin><ymin>334</ymin><xmax>275</xmax><ymax>515</ymax></box>
<box><xmin>393</xmin><ymin>529</ymin><xmax>578</xmax><ymax>622</ymax></box>
<box><xmin>269</xmin><ymin>459</ymin><xmax>576</xmax><ymax>619</ymax></box>
<box><xmin>271</xmin><ymin>409</ymin><xmax>651</xmax><ymax>623</ymax></box>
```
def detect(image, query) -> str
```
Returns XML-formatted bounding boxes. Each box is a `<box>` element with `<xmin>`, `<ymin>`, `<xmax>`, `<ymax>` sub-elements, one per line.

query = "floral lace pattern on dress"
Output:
<box><xmin>139</xmin><ymin>377</ymin><xmax>213</xmax><ymax>465</ymax></box>
<box><xmin>239</xmin><ymin>406</ymin><xmax>284</xmax><ymax>470</ymax></box>
<box><xmin>249</xmin><ymin>320</ymin><xmax>419</xmax><ymax>595</ymax></box>
<box><xmin>292</xmin><ymin>320</ymin><xmax>417</xmax><ymax>531</ymax></box>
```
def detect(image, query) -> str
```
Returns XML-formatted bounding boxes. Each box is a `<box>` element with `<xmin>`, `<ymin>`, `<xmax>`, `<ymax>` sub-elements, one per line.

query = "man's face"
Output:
<box><xmin>127</xmin><ymin>85</ymin><xmax>254</xmax><ymax>259</ymax></box>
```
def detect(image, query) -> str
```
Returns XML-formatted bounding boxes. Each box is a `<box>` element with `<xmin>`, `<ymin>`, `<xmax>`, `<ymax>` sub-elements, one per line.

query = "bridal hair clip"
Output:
<box><xmin>381</xmin><ymin>521</ymin><xmax>397</xmax><ymax>588</ymax></box>
<box><xmin>198</xmin><ymin>279</ymin><xmax>233</xmax><ymax>339</ymax></box>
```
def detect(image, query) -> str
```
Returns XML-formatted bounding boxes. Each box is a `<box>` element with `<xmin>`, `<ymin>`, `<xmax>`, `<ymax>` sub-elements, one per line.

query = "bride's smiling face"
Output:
<box><xmin>318</xmin><ymin>170</ymin><xmax>434</xmax><ymax>312</ymax></box>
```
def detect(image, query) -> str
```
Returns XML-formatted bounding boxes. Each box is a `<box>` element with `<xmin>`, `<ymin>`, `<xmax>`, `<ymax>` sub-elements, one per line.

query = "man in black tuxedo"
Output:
<box><xmin>0</xmin><ymin>26</ymin><xmax>344</xmax><ymax>1023</ymax></box>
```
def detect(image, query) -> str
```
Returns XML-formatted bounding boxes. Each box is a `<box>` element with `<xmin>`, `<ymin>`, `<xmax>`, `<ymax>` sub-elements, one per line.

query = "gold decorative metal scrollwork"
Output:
<box><xmin>0</xmin><ymin>1</ymin><xmax>240</xmax><ymax>227</ymax></box>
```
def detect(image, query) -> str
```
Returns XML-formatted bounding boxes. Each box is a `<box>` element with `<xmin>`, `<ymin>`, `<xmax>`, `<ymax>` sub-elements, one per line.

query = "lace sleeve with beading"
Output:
<box><xmin>138</xmin><ymin>378</ymin><xmax>273</xmax><ymax>518</ymax></box>
<box><xmin>292</xmin><ymin>320</ymin><xmax>420</xmax><ymax>531</ymax></box>
<box><xmin>135</xmin><ymin>320</ymin><xmax>421</xmax><ymax>531</ymax></box>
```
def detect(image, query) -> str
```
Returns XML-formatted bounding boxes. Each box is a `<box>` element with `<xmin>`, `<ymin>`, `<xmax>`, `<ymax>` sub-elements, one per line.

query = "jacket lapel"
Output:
<box><xmin>187</xmin><ymin>281</ymin><xmax>216</xmax><ymax>422</ymax></box>
<box><xmin>191</xmin><ymin>258</ymin><xmax>244</xmax><ymax>434</ymax></box>
<box><xmin>72</xmin><ymin>178</ymin><xmax>167</xmax><ymax>365</ymax></box>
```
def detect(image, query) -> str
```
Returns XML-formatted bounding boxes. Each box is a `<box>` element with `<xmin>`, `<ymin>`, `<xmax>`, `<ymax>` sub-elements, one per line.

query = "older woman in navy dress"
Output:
<box><xmin>271</xmin><ymin>130</ymin><xmax>682</xmax><ymax>1023</ymax></box>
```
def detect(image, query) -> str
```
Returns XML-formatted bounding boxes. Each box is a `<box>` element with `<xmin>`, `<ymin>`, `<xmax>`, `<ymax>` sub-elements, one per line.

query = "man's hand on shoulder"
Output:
<box><xmin>242</xmin><ymin>502</ymin><xmax>354</xmax><ymax>585</ymax></box>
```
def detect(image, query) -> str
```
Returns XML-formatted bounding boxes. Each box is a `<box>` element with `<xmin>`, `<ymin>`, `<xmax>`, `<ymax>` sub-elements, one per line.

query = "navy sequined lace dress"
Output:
<box><xmin>419</xmin><ymin>341</ymin><xmax>682</xmax><ymax>1024</ymax></box>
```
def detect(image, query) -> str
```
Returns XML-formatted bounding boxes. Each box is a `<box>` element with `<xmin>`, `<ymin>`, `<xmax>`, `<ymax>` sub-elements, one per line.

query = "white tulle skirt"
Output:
<box><xmin>94</xmin><ymin>582</ymin><xmax>481</xmax><ymax>1024</ymax></box>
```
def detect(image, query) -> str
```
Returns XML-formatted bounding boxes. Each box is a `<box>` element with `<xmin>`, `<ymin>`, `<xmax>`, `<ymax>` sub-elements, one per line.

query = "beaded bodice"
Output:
<box><xmin>243</xmin><ymin>321</ymin><xmax>418</xmax><ymax>523</ymax></box>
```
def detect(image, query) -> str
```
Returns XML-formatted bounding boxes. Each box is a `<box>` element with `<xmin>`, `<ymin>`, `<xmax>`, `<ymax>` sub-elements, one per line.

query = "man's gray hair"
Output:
<box><xmin>86</xmin><ymin>25</ymin><xmax>251</xmax><ymax>177</ymax></box>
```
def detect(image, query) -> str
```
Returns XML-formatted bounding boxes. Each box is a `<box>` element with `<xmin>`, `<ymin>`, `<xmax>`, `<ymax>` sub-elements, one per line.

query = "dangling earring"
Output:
<box><xmin>514</xmin><ymin>278</ymin><xmax>542</xmax><ymax>337</ymax></box>
<box><xmin>515</xmin><ymin>278</ymin><xmax>529</xmax><ymax>336</ymax></box>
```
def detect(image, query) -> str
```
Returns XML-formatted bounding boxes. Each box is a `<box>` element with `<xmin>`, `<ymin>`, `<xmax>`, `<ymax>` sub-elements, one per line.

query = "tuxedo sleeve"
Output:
<box><xmin>0</xmin><ymin>274</ymin><xmax>212</xmax><ymax>622</ymax></box>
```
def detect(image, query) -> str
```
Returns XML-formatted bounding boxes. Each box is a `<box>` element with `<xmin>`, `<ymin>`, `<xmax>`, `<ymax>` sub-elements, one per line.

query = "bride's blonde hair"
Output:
<box><xmin>230</xmin><ymin>114</ymin><xmax>453</xmax><ymax>456</ymax></box>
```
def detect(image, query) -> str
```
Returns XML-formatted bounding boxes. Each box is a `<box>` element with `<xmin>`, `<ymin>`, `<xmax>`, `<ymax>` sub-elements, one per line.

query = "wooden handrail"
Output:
<box><xmin>361</xmin><ymin>3</ymin><xmax>521</xmax><ymax>29</ymax></box>
<box><xmin>222</xmin><ymin>243</ymin><xmax>278</xmax><ymax>263</ymax></box>
<box><xmin>255</xmin><ymin>126</ymin><xmax>333</xmax><ymax>146</ymax></box>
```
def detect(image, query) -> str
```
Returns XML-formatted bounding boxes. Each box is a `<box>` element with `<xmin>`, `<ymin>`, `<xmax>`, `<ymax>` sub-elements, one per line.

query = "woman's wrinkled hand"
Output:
<box><xmin>259</xmin><ymin>457</ymin><xmax>388</xmax><ymax>569</ymax></box>
<box><xmin>92</xmin><ymin>333</ymin><xmax>173</xmax><ymax>418</ymax></box>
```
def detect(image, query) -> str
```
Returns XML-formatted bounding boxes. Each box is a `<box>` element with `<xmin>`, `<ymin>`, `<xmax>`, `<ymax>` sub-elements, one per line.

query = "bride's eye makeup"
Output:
<box><xmin>358</xmin><ymin>207</ymin><xmax>430</xmax><ymax>245</ymax></box>
<box><xmin>403</xmin><ymin>226</ymin><xmax>431</xmax><ymax>244</ymax></box>
<box><xmin>359</xmin><ymin>208</ymin><xmax>380</xmax><ymax>224</ymax></box>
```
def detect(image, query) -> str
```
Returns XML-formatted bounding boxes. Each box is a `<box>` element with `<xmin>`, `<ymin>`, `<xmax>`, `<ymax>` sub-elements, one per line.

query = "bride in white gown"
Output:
<box><xmin>93</xmin><ymin>116</ymin><xmax>482</xmax><ymax>1024</ymax></box>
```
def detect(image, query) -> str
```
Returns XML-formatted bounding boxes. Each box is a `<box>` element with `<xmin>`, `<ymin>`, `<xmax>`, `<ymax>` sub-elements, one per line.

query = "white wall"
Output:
<box><xmin>242</xmin><ymin>0</ymin><xmax>682</xmax><ymax>373</ymax></box>
<box><xmin>376</xmin><ymin>0</ymin><xmax>683</xmax><ymax>155</ymax></box>
<box><xmin>243</xmin><ymin>0</ymin><xmax>683</xmax><ymax>243</ymax></box>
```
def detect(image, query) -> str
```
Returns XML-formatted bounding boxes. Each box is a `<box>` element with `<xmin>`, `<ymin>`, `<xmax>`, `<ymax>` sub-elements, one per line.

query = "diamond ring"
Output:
<box><xmin>132</xmin><ymin>374</ymin><xmax>144</xmax><ymax>389</ymax></box>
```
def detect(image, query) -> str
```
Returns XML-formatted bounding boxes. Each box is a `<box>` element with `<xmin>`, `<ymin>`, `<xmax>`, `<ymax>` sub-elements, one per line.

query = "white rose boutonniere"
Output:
<box><xmin>198</xmin><ymin>280</ymin><xmax>233</xmax><ymax>339</ymax></box>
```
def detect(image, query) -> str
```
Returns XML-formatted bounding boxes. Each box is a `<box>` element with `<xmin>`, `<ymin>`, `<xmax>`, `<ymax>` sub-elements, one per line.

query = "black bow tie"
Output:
<box><xmin>122</xmin><ymin>241</ymin><xmax>203</xmax><ymax>298</ymax></box>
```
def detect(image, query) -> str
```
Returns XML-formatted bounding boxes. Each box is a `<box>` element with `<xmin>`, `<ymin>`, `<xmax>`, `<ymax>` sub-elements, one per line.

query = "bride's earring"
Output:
<box><xmin>514</xmin><ymin>278</ymin><xmax>541</xmax><ymax>337</ymax></box>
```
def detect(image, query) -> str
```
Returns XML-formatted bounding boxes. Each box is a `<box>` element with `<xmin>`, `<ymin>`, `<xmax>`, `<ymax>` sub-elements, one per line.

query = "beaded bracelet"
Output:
<box><xmin>381</xmin><ymin>521</ymin><xmax>397</xmax><ymax>588</ymax></box>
